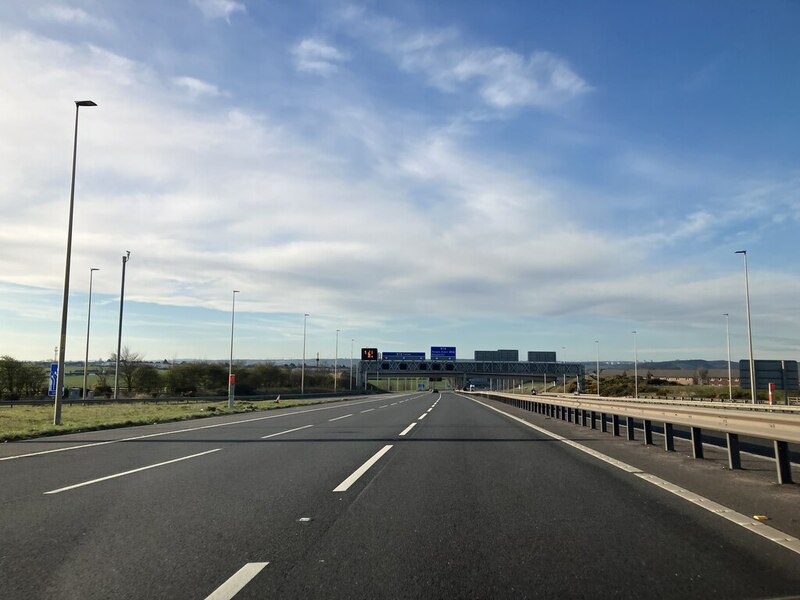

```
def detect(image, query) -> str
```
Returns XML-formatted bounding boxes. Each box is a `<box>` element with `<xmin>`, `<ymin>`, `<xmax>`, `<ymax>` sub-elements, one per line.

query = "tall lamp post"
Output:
<box><xmin>350</xmin><ymin>338</ymin><xmax>355</xmax><ymax>391</ymax></box>
<box><xmin>723</xmin><ymin>313</ymin><xmax>733</xmax><ymax>401</ymax></box>
<box><xmin>301</xmin><ymin>313</ymin><xmax>309</xmax><ymax>395</ymax></box>
<box><xmin>228</xmin><ymin>290</ymin><xmax>240</xmax><ymax>409</ymax></box>
<box><xmin>113</xmin><ymin>251</ymin><xmax>131</xmax><ymax>399</ymax></box>
<box><xmin>54</xmin><ymin>99</ymin><xmax>97</xmax><ymax>426</ymax></box>
<box><xmin>82</xmin><ymin>267</ymin><xmax>99</xmax><ymax>400</ymax></box>
<box><xmin>735</xmin><ymin>250</ymin><xmax>757</xmax><ymax>404</ymax></box>
<box><xmin>632</xmin><ymin>330</ymin><xmax>638</xmax><ymax>399</ymax></box>
<box><xmin>334</xmin><ymin>329</ymin><xmax>340</xmax><ymax>394</ymax></box>
<box><xmin>595</xmin><ymin>340</ymin><xmax>600</xmax><ymax>397</ymax></box>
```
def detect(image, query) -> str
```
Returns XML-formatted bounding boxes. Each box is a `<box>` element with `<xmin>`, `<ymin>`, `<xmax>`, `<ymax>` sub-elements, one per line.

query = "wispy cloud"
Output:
<box><xmin>292</xmin><ymin>38</ymin><xmax>348</xmax><ymax>76</ymax></box>
<box><xmin>173</xmin><ymin>76</ymin><xmax>227</xmax><ymax>98</ymax></box>
<box><xmin>36</xmin><ymin>4</ymin><xmax>114</xmax><ymax>30</ymax></box>
<box><xmin>337</xmin><ymin>7</ymin><xmax>590</xmax><ymax>110</ymax></box>
<box><xmin>189</xmin><ymin>0</ymin><xmax>246</xmax><ymax>23</ymax></box>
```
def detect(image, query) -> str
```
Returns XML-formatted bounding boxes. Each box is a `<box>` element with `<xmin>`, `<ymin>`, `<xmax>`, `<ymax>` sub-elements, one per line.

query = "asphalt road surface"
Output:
<box><xmin>1</xmin><ymin>391</ymin><xmax>799</xmax><ymax>599</ymax></box>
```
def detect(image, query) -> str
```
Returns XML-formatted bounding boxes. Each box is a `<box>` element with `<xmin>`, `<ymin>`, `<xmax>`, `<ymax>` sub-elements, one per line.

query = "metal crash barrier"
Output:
<box><xmin>474</xmin><ymin>391</ymin><xmax>800</xmax><ymax>485</ymax></box>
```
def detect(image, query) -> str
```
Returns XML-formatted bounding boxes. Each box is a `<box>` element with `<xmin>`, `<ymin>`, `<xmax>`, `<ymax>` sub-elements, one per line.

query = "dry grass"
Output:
<box><xmin>0</xmin><ymin>398</ymin><xmax>338</xmax><ymax>442</ymax></box>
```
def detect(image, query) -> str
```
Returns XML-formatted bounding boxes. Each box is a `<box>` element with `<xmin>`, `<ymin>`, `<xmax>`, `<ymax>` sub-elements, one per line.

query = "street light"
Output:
<box><xmin>632</xmin><ymin>330</ymin><xmax>638</xmax><ymax>399</ymax></box>
<box><xmin>228</xmin><ymin>290</ymin><xmax>239</xmax><ymax>409</ymax></box>
<box><xmin>735</xmin><ymin>250</ymin><xmax>757</xmax><ymax>404</ymax></box>
<box><xmin>82</xmin><ymin>267</ymin><xmax>99</xmax><ymax>400</ymax></box>
<box><xmin>334</xmin><ymin>329</ymin><xmax>340</xmax><ymax>394</ymax></box>
<box><xmin>350</xmin><ymin>338</ymin><xmax>355</xmax><ymax>391</ymax></box>
<box><xmin>301</xmin><ymin>313</ymin><xmax>309</xmax><ymax>395</ymax></box>
<box><xmin>113</xmin><ymin>251</ymin><xmax>130</xmax><ymax>400</ymax></box>
<box><xmin>53</xmin><ymin>99</ymin><xmax>97</xmax><ymax>425</ymax></box>
<box><xmin>723</xmin><ymin>313</ymin><xmax>732</xmax><ymax>401</ymax></box>
<box><xmin>595</xmin><ymin>340</ymin><xmax>600</xmax><ymax>397</ymax></box>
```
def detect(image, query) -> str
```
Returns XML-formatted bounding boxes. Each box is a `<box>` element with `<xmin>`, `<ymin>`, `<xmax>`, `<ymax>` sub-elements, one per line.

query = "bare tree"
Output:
<box><xmin>110</xmin><ymin>346</ymin><xmax>143</xmax><ymax>394</ymax></box>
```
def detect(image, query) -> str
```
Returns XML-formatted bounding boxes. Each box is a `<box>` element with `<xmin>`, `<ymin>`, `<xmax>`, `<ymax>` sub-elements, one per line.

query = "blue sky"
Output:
<box><xmin>1</xmin><ymin>0</ymin><xmax>798</xmax><ymax>364</ymax></box>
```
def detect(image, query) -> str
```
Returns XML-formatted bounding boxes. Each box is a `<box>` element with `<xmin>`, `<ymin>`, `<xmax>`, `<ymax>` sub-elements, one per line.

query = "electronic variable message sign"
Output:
<box><xmin>361</xmin><ymin>348</ymin><xmax>378</xmax><ymax>360</ymax></box>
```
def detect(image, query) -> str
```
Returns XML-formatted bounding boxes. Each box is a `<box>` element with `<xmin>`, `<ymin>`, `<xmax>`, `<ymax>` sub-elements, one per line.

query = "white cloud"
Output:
<box><xmin>292</xmin><ymin>38</ymin><xmax>348</xmax><ymax>76</ymax></box>
<box><xmin>337</xmin><ymin>8</ymin><xmax>590</xmax><ymax>110</ymax></box>
<box><xmin>173</xmin><ymin>76</ymin><xmax>227</xmax><ymax>98</ymax></box>
<box><xmin>189</xmin><ymin>0</ymin><xmax>246</xmax><ymax>22</ymax></box>
<box><xmin>36</xmin><ymin>4</ymin><xmax>114</xmax><ymax>30</ymax></box>
<box><xmin>0</xmin><ymin>23</ymin><xmax>797</xmax><ymax>361</ymax></box>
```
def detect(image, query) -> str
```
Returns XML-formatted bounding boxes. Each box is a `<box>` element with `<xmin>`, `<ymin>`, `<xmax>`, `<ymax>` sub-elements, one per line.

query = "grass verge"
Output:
<box><xmin>0</xmin><ymin>398</ymin><xmax>342</xmax><ymax>442</ymax></box>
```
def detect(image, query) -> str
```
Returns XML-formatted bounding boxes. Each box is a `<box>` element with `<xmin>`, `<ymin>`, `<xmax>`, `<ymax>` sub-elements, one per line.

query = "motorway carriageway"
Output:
<box><xmin>1</xmin><ymin>391</ymin><xmax>799</xmax><ymax>599</ymax></box>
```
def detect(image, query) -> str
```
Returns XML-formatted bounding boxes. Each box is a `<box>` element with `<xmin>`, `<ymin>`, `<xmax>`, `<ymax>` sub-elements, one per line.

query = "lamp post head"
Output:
<box><xmin>90</xmin><ymin>267</ymin><xmax>99</xmax><ymax>272</ymax></box>
<box><xmin>735</xmin><ymin>250</ymin><xmax>746</xmax><ymax>255</ymax></box>
<box><xmin>75</xmin><ymin>100</ymin><xmax>97</xmax><ymax>107</ymax></box>
<box><xmin>233</xmin><ymin>289</ymin><xmax>240</xmax><ymax>294</ymax></box>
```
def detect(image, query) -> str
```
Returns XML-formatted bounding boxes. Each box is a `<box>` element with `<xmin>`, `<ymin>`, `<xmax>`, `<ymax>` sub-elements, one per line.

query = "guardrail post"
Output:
<box><xmin>774</xmin><ymin>441</ymin><xmax>793</xmax><ymax>484</ymax></box>
<box><xmin>573</xmin><ymin>408</ymin><xmax>579</xmax><ymax>424</ymax></box>
<box><xmin>601</xmin><ymin>413</ymin><xmax>608</xmax><ymax>433</ymax></box>
<box><xmin>590</xmin><ymin>411</ymin><xmax>597</xmax><ymax>429</ymax></box>
<box><xmin>612</xmin><ymin>414</ymin><xmax>620</xmax><ymax>437</ymax></box>
<box><xmin>626</xmin><ymin>417</ymin><xmax>635</xmax><ymax>441</ymax></box>
<box><xmin>643</xmin><ymin>420</ymin><xmax>653</xmax><ymax>445</ymax></box>
<box><xmin>691</xmin><ymin>427</ymin><xmax>704</xmax><ymax>459</ymax></box>
<box><xmin>726</xmin><ymin>433</ymin><xmax>741</xmax><ymax>470</ymax></box>
<box><xmin>581</xmin><ymin>410</ymin><xmax>587</xmax><ymax>427</ymax></box>
<box><xmin>664</xmin><ymin>423</ymin><xmax>674</xmax><ymax>451</ymax></box>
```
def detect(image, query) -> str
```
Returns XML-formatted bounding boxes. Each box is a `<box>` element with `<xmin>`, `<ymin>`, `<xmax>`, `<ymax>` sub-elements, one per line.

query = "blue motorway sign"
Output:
<box><xmin>431</xmin><ymin>346</ymin><xmax>456</xmax><ymax>360</ymax></box>
<box><xmin>48</xmin><ymin>363</ymin><xmax>58</xmax><ymax>397</ymax></box>
<box><xmin>382</xmin><ymin>352</ymin><xmax>426</xmax><ymax>360</ymax></box>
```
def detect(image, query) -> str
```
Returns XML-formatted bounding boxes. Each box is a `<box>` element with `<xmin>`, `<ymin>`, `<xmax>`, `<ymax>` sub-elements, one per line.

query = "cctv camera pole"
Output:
<box><xmin>113</xmin><ymin>251</ymin><xmax>130</xmax><ymax>399</ymax></box>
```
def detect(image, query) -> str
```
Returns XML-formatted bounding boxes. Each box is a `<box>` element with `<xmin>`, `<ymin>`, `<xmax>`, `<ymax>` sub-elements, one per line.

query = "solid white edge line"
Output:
<box><xmin>44</xmin><ymin>448</ymin><xmax>222</xmax><ymax>495</ymax></box>
<box><xmin>328</xmin><ymin>413</ymin><xmax>353</xmax><ymax>422</ymax></box>
<box><xmin>463</xmin><ymin>395</ymin><xmax>800</xmax><ymax>557</ymax></box>
<box><xmin>260</xmin><ymin>424</ymin><xmax>314</xmax><ymax>439</ymax></box>
<box><xmin>418</xmin><ymin>413</ymin><xmax>427</xmax><ymax>420</ymax></box>
<box><xmin>333</xmin><ymin>445</ymin><xmax>393</xmax><ymax>492</ymax></box>
<box><xmin>205</xmin><ymin>562</ymin><xmax>269</xmax><ymax>600</ymax></box>
<box><xmin>1</xmin><ymin>396</ymin><xmax>391</xmax><ymax>462</ymax></box>
<box><xmin>399</xmin><ymin>422</ymin><xmax>417</xmax><ymax>437</ymax></box>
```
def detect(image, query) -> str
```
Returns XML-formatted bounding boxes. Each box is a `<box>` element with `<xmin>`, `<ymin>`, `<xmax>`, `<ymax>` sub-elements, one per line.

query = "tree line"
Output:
<box><xmin>0</xmin><ymin>350</ymin><xmax>351</xmax><ymax>400</ymax></box>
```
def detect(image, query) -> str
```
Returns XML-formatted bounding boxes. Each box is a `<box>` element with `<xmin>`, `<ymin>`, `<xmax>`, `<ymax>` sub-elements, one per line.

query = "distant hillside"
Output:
<box><xmin>586</xmin><ymin>359</ymin><xmax>731</xmax><ymax>370</ymax></box>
